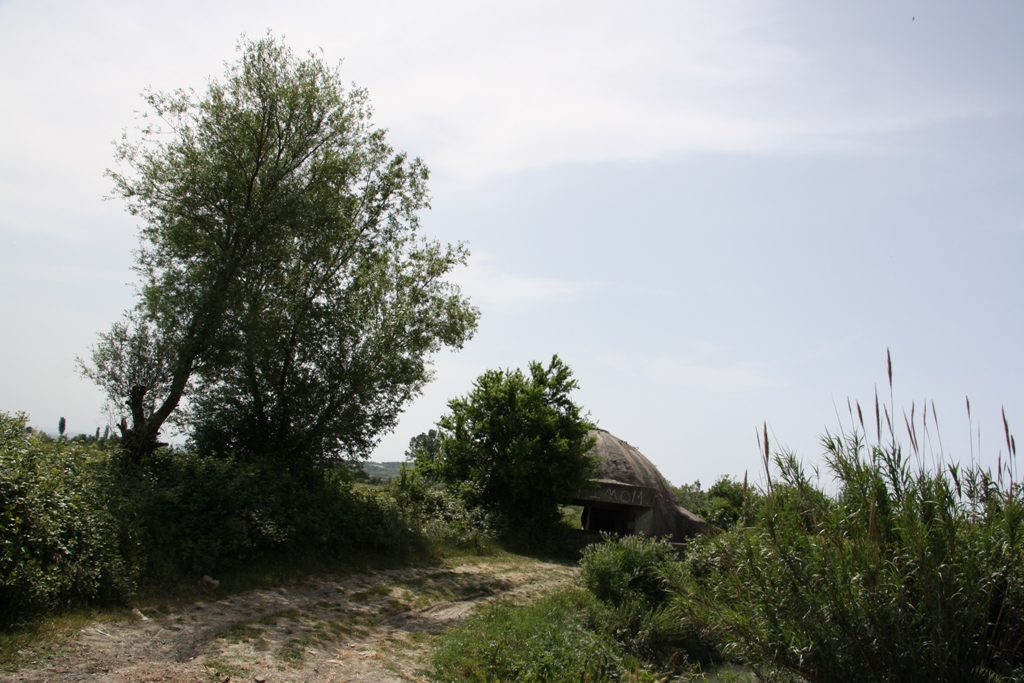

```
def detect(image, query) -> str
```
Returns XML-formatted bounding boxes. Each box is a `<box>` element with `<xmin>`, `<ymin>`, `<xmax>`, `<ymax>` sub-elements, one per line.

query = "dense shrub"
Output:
<box><xmin>581</xmin><ymin>535</ymin><xmax>719</xmax><ymax>666</ymax></box>
<box><xmin>388</xmin><ymin>463</ymin><xmax>498</xmax><ymax>556</ymax></box>
<box><xmin>118</xmin><ymin>449</ymin><xmax>282</xmax><ymax>576</ymax></box>
<box><xmin>580</xmin><ymin>534</ymin><xmax>677</xmax><ymax>609</ymax></box>
<box><xmin>0</xmin><ymin>413</ymin><xmax>135</xmax><ymax>627</ymax></box>
<box><xmin>120</xmin><ymin>451</ymin><xmax>430</xmax><ymax>577</ymax></box>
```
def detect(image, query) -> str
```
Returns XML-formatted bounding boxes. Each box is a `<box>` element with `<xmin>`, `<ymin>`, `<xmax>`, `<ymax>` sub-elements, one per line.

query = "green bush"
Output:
<box><xmin>0</xmin><ymin>413</ymin><xmax>135</xmax><ymax>627</ymax></box>
<box><xmin>118</xmin><ymin>449</ymin><xmax>281</xmax><ymax>576</ymax></box>
<box><xmin>579</xmin><ymin>534</ymin><xmax>677</xmax><ymax>609</ymax></box>
<box><xmin>386</xmin><ymin>463</ymin><xmax>498</xmax><ymax>556</ymax></box>
<box><xmin>581</xmin><ymin>535</ymin><xmax>719</xmax><ymax>666</ymax></box>
<box><xmin>673</xmin><ymin>476</ymin><xmax>760</xmax><ymax>531</ymax></box>
<box><xmin>120</xmin><ymin>451</ymin><xmax>429</xmax><ymax>577</ymax></box>
<box><xmin>430</xmin><ymin>588</ymin><xmax>640</xmax><ymax>683</ymax></box>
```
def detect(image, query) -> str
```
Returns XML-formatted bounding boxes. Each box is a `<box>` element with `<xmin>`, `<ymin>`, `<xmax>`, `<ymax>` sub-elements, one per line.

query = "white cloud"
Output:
<box><xmin>316</xmin><ymin>0</ymin><xmax>1012</xmax><ymax>185</ymax></box>
<box><xmin>2</xmin><ymin>0</ymin><xmax>1014</xmax><ymax>201</ymax></box>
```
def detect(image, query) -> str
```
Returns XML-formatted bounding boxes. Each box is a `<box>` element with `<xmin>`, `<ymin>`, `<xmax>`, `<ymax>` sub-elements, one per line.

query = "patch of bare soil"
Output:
<box><xmin>1</xmin><ymin>556</ymin><xmax>575</xmax><ymax>683</ymax></box>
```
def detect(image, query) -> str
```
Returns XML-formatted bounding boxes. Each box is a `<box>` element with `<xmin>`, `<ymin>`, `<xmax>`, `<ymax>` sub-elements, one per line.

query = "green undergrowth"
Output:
<box><xmin>430</xmin><ymin>535</ymin><xmax>714</xmax><ymax>682</ymax></box>
<box><xmin>431</xmin><ymin>588</ymin><xmax>643</xmax><ymax>683</ymax></box>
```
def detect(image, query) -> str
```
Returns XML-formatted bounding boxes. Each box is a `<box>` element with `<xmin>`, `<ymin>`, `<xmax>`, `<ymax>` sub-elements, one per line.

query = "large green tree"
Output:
<box><xmin>83</xmin><ymin>35</ymin><xmax>478</xmax><ymax>463</ymax></box>
<box><xmin>416</xmin><ymin>356</ymin><xmax>597</xmax><ymax>528</ymax></box>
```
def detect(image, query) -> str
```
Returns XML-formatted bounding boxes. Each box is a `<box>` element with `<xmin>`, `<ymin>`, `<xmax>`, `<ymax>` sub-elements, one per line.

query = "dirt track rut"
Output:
<box><xmin>3</xmin><ymin>557</ymin><xmax>575</xmax><ymax>683</ymax></box>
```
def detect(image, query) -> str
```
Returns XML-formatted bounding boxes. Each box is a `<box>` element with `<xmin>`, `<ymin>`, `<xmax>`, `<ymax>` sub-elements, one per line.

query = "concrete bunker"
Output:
<box><xmin>571</xmin><ymin>429</ymin><xmax>709</xmax><ymax>543</ymax></box>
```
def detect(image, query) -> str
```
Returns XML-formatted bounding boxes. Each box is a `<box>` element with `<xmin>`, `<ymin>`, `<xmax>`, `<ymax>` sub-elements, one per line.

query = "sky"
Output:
<box><xmin>1</xmin><ymin>1</ymin><xmax>1022</xmax><ymax>488</ymax></box>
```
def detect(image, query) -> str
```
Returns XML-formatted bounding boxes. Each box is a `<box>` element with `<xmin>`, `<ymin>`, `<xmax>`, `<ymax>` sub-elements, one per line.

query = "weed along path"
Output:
<box><xmin>3</xmin><ymin>556</ymin><xmax>575</xmax><ymax>683</ymax></box>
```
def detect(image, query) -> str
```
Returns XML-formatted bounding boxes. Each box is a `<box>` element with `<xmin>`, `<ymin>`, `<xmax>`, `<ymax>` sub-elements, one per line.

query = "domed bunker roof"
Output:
<box><xmin>571</xmin><ymin>429</ymin><xmax>709</xmax><ymax>542</ymax></box>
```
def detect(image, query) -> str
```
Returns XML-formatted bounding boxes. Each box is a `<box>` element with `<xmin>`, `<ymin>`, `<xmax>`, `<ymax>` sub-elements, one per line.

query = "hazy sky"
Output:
<box><xmin>1</xmin><ymin>1</ymin><xmax>1022</xmax><ymax>487</ymax></box>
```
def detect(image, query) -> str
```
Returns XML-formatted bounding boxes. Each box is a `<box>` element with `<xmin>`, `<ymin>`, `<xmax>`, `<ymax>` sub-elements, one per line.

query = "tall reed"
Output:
<box><xmin>681</xmin><ymin>366</ymin><xmax>1024</xmax><ymax>681</ymax></box>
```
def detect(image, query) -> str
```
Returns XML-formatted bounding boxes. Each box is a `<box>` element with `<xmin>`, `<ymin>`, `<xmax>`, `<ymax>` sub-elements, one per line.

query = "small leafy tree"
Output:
<box><xmin>416</xmin><ymin>355</ymin><xmax>597</xmax><ymax>529</ymax></box>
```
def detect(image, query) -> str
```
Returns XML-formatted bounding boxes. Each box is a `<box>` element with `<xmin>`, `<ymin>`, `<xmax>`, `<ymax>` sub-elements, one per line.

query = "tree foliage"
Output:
<box><xmin>416</xmin><ymin>356</ymin><xmax>597</xmax><ymax>528</ymax></box>
<box><xmin>82</xmin><ymin>34</ymin><xmax>477</xmax><ymax>463</ymax></box>
<box><xmin>405</xmin><ymin>429</ymin><xmax>440</xmax><ymax>462</ymax></box>
<box><xmin>672</xmin><ymin>476</ymin><xmax>755</xmax><ymax>531</ymax></box>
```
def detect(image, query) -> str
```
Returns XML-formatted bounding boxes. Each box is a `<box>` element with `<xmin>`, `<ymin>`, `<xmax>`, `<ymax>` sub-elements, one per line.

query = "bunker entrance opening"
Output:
<box><xmin>580</xmin><ymin>503</ymin><xmax>653</xmax><ymax>536</ymax></box>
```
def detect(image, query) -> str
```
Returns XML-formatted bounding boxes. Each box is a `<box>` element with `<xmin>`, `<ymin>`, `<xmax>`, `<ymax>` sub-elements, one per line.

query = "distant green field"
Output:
<box><xmin>360</xmin><ymin>461</ymin><xmax>406</xmax><ymax>480</ymax></box>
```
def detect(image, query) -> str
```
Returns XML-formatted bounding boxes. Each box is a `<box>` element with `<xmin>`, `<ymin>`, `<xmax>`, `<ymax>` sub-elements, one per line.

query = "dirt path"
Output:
<box><xmin>2</xmin><ymin>556</ymin><xmax>575</xmax><ymax>683</ymax></box>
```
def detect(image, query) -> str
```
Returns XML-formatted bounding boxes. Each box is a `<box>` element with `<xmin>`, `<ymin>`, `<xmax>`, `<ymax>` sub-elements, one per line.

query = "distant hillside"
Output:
<box><xmin>360</xmin><ymin>461</ymin><xmax>406</xmax><ymax>480</ymax></box>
